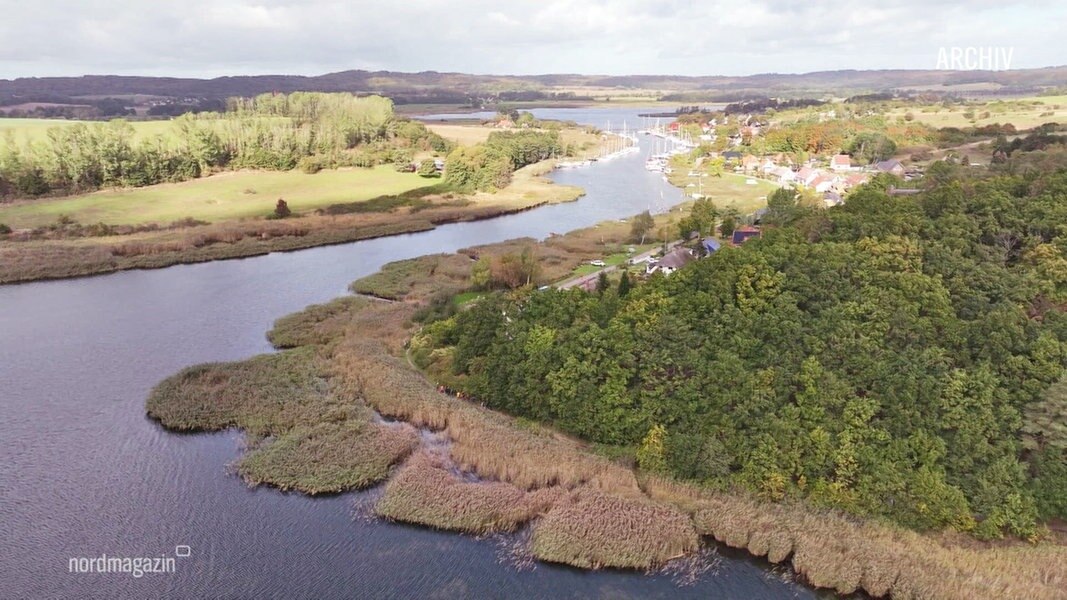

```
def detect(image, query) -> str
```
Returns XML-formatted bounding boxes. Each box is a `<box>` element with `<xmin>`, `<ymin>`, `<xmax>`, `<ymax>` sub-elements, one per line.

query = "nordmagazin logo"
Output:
<box><xmin>68</xmin><ymin>545</ymin><xmax>191</xmax><ymax>578</ymax></box>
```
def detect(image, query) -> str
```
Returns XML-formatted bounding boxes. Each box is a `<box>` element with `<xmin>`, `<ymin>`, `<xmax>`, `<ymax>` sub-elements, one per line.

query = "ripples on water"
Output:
<box><xmin>0</xmin><ymin>107</ymin><xmax>815</xmax><ymax>598</ymax></box>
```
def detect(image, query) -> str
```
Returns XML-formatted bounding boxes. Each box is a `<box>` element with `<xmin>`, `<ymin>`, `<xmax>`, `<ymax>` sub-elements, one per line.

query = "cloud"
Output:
<box><xmin>0</xmin><ymin>0</ymin><xmax>1061</xmax><ymax>78</ymax></box>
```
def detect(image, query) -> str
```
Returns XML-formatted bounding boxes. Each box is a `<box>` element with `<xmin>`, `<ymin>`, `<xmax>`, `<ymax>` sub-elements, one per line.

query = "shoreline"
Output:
<box><xmin>0</xmin><ymin>160</ymin><xmax>584</xmax><ymax>286</ymax></box>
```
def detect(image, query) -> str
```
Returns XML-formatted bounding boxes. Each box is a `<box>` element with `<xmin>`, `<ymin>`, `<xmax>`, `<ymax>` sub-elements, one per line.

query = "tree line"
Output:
<box><xmin>0</xmin><ymin>93</ymin><xmax>450</xmax><ymax>199</ymax></box>
<box><xmin>444</xmin><ymin>129</ymin><xmax>564</xmax><ymax>191</ymax></box>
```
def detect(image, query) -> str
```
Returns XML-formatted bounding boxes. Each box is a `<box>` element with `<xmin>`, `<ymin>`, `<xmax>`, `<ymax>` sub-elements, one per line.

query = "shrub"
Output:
<box><xmin>417</xmin><ymin>158</ymin><xmax>439</xmax><ymax>178</ymax></box>
<box><xmin>273</xmin><ymin>199</ymin><xmax>292</xmax><ymax>219</ymax></box>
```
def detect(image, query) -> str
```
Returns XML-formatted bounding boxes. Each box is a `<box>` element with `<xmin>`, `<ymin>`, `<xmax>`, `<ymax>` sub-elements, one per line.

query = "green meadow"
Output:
<box><xmin>0</xmin><ymin>117</ymin><xmax>182</xmax><ymax>144</ymax></box>
<box><xmin>0</xmin><ymin>166</ymin><xmax>428</xmax><ymax>227</ymax></box>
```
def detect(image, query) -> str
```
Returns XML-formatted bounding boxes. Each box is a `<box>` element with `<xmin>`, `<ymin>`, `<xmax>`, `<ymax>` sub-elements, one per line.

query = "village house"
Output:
<box><xmin>647</xmin><ymin>247</ymin><xmax>695</xmax><ymax>276</ymax></box>
<box><xmin>741</xmin><ymin>155</ymin><xmax>761</xmax><ymax>171</ymax></box>
<box><xmin>831</xmin><ymin>154</ymin><xmax>852</xmax><ymax>172</ymax></box>
<box><xmin>796</xmin><ymin>166</ymin><xmax>818</xmax><ymax>186</ymax></box>
<box><xmin>845</xmin><ymin>172</ymin><xmax>870</xmax><ymax>188</ymax></box>
<box><xmin>732</xmin><ymin>225</ymin><xmax>762</xmax><ymax>246</ymax></box>
<box><xmin>773</xmin><ymin>166</ymin><xmax>796</xmax><ymax>185</ymax></box>
<box><xmin>874</xmin><ymin>159</ymin><xmax>905</xmax><ymax>177</ymax></box>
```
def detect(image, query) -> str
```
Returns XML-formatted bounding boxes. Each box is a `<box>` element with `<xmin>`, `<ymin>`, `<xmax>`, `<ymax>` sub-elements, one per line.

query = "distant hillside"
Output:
<box><xmin>2</xmin><ymin>67</ymin><xmax>1066</xmax><ymax>108</ymax></box>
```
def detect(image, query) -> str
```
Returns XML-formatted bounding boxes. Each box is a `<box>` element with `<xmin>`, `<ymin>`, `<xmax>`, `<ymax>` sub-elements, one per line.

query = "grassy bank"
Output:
<box><xmin>0</xmin><ymin>167</ymin><xmax>428</xmax><ymax>228</ymax></box>
<box><xmin>0</xmin><ymin>160</ymin><xmax>585</xmax><ymax>285</ymax></box>
<box><xmin>666</xmin><ymin>164</ymin><xmax>780</xmax><ymax>215</ymax></box>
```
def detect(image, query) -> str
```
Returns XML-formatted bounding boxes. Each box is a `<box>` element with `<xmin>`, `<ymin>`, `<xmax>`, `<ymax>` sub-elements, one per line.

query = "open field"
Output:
<box><xmin>0</xmin><ymin>117</ymin><xmax>181</xmax><ymax>144</ymax></box>
<box><xmin>668</xmin><ymin>169</ymin><xmax>779</xmax><ymax>215</ymax></box>
<box><xmin>0</xmin><ymin>158</ymin><xmax>586</xmax><ymax>284</ymax></box>
<box><xmin>0</xmin><ymin>167</ymin><xmax>429</xmax><ymax>228</ymax></box>
<box><xmin>425</xmin><ymin>124</ymin><xmax>494</xmax><ymax>146</ymax></box>
<box><xmin>884</xmin><ymin>95</ymin><xmax>1067</xmax><ymax>129</ymax></box>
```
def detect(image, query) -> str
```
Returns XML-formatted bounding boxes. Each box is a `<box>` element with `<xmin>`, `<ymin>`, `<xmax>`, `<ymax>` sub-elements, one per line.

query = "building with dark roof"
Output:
<box><xmin>731</xmin><ymin>225</ymin><xmax>762</xmax><ymax>245</ymax></box>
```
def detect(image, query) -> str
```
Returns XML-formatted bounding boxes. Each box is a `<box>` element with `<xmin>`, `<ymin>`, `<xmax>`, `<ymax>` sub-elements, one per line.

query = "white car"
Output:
<box><xmin>589</xmin><ymin>260</ymin><xmax>606</xmax><ymax>267</ymax></box>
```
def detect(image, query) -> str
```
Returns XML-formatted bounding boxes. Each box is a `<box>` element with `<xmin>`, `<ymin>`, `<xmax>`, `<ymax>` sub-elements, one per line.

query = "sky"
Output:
<box><xmin>0</xmin><ymin>0</ymin><xmax>1063</xmax><ymax>79</ymax></box>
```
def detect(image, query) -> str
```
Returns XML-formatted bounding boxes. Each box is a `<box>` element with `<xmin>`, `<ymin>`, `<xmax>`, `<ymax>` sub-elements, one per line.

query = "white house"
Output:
<box><xmin>831</xmin><ymin>154</ymin><xmax>852</xmax><ymax>172</ymax></box>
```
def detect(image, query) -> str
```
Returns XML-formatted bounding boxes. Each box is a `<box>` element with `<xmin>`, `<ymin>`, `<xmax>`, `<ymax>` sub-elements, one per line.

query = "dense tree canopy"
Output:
<box><xmin>444</xmin><ymin>129</ymin><xmax>563</xmax><ymax>191</ymax></box>
<box><xmin>422</xmin><ymin>166</ymin><xmax>1067</xmax><ymax>540</ymax></box>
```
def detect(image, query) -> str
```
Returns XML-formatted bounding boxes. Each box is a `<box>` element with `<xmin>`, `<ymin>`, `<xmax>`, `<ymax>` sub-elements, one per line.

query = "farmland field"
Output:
<box><xmin>884</xmin><ymin>95</ymin><xmax>1067</xmax><ymax>129</ymax></box>
<box><xmin>0</xmin><ymin>117</ymin><xmax>182</xmax><ymax>144</ymax></box>
<box><xmin>0</xmin><ymin>167</ymin><xmax>429</xmax><ymax>227</ymax></box>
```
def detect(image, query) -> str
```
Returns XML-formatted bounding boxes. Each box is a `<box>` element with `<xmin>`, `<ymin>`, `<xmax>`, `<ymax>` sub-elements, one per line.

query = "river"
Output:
<box><xmin>0</xmin><ymin>107</ymin><xmax>816</xmax><ymax>598</ymax></box>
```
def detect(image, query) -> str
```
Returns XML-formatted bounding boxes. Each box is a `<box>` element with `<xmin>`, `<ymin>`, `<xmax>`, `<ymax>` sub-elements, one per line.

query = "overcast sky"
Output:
<box><xmin>0</xmin><ymin>1</ymin><xmax>1063</xmax><ymax>79</ymax></box>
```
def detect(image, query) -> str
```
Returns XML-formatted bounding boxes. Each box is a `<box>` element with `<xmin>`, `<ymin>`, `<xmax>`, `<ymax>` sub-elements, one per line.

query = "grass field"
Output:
<box><xmin>0</xmin><ymin>167</ymin><xmax>429</xmax><ymax>227</ymax></box>
<box><xmin>669</xmin><ymin>168</ymin><xmax>779</xmax><ymax>215</ymax></box>
<box><xmin>0</xmin><ymin>117</ymin><xmax>181</xmax><ymax>144</ymax></box>
<box><xmin>884</xmin><ymin>95</ymin><xmax>1067</xmax><ymax>129</ymax></box>
<box><xmin>425</xmin><ymin>124</ymin><xmax>494</xmax><ymax>146</ymax></box>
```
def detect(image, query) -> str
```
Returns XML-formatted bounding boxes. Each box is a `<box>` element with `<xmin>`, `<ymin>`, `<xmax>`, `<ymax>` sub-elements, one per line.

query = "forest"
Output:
<box><xmin>444</xmin><ymin>129</ymin><xmax>564</xmax><ymax>191</ymax></box>
<box><xmin>420</xmin><ymin>162</ymin><xmax>1067</xmax><ymax>540</ymax></box>
<box><xmin>0</xmin><ymin>92</ymin><xmax>450</xmax><ymax>199</ymax></box>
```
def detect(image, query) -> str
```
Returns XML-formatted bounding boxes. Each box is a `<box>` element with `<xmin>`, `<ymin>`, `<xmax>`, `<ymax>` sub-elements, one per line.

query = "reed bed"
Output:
<box><xmin>338</xmin><ymin>334</ymin><xmax>640</xmax><ymax>494</ymax></box>
<box><xmin>267</xmin><ymin>296</ymin><xmax>369</xmax><ymax>349</ymax></box>
<box><xmin>645</xmin><ymin>476</ymin><xmax>1067</xmax><ymax>599</ymax></box>
<box><xmin>530</xmin><ymin>489</ymin><xmax>700</xmax><ymax>570</ymax></box>
<box><xmin>146</xmin><ymin>346</ymin><xmax>351</xmax><ymax>439</ymax></box>
<box><xmin>237</xmin><ymin>420</ymin><xmax>418</xmax><ymax>494</ymax></box>
<box><xmin>375</xmin><ymin>451</ymin><xmax>566</xmax><ymax>533</ymax></box>
<box><xmin>350</xmin><ymin>254</ymin><xmax>474</xmax><ymax>301</ymax></box>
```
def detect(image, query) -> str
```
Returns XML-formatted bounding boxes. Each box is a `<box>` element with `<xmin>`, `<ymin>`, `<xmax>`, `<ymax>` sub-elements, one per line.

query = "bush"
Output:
<box><xmin>273</xmin><ymin>199</ymin><xmax>292</xmax><ymax>219</ymax></box>
<box><xmin>417</xmin><ymin>158</ymin><xmax>439</xmax><ymax>178</ymax></box>
<box><xmin>0</xmin><ymin>223</ymin><xmax>11</xmax><ymax>235</ymax></box>
<box><xmin>298</xmin><ymin>155</ymin><xmax>327</xmax><ymax>174</ymax></box>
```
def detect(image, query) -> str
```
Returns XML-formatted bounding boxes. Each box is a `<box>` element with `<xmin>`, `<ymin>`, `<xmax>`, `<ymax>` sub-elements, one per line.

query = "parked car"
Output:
<box><xmin>589</xmin><ymin>260</ymin><xmax>606</xmax><ymax>267</ymax></box>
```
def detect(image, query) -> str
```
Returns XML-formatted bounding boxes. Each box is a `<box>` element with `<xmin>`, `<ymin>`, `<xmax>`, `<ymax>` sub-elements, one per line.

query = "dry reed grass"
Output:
<box><xmin>644</xmin><ymin>475</ymin><xmax>1067</xmax><ymax>599</ymax></box>
<box><xmin>145</xmin><ymin>346</ymin><xmax>346</xmax><ymax>439</ymax></box>
<box><xmin>267</xmin><ymin>296</ymin><xmax>370</xmax><ymax>349</ymax></box>
<box><xmin>238</xmin><ymin>420</ymin><xmax>418</xmax><ymax>494</ymax></box>
<box><xmin>530</xmin><ymin>489</ymin><xmax>700</xmax><ymax>569</ymax></box>
<box><xmin>337</xmin><ymin>330</ymin><xmax>640</xmax><ymax>494</ymax></box>
<box><xmin>350</xmin><ymin>253</ymin><xmax>474</xmax><ymax>301</ymax></box>
<box><xmin>375</xmin><ymin>451</ymin><xmax>566</xmax><ymax>533</ymax></box>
